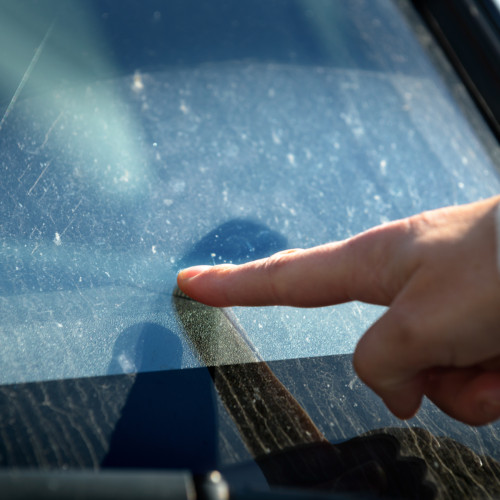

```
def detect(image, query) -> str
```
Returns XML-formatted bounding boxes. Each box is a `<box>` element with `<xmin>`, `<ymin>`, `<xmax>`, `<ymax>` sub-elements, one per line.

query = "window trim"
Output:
<box><xmin>412</xmin><ymin>0</ymin><xmax>500</xmax><ymax>142</ymax></box>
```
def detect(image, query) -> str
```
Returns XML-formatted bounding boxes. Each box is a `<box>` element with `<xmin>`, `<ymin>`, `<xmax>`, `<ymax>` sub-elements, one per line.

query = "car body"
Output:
<box><xmin>1</xmin><ymin>0</ymin><xmax>500</xmax><ymax>498</ymax></box>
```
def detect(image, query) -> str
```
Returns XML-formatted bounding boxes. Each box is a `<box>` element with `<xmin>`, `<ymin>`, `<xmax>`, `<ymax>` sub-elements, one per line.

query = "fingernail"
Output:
<box><xmin>178</xmin><ymin>265</ymin><xmax>212</xmax><ymax>281</ymax></box>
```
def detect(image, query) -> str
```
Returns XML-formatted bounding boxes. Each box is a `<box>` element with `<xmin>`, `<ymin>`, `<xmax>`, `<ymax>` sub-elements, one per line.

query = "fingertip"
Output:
<box><xmin>373</xmin><ymin>377</ymin><xmax>425</xmax><ymax>420</ymax></box>
<box><xmin>177</xmin><ymin>265</ymin><xmax>213</xmax><ymax>282</ymax></box>
<box><xmin>383</xmin><ymin>393</ymin><xmax>422</xmax><ymax>421</ymax></box>
<box><xmin>176</xmin><ymin>264</ymin><xmax>239</xmax><ymax>306</ymax></box>
<box><xmin>354</xmin><ymin>359</ymin><xmax>424</xmax><ymax>420</ymax></box>
<box><xmin>354</xmin><ymin>340</ymin><xmax>424</xmax><ymax>420</ymax></box>
<box><xmin>176</xmin><ymin>265</ymin><xmax>214</xmax><ymax>303</ymax></box>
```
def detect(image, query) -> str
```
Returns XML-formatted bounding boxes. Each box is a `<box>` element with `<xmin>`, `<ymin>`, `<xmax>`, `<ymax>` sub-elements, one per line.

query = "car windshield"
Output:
<box><xmin>2</xmin><ymin>0</ymin><xmax>499</xmax><ymax>385</ymax></box>
<box><xmin>2</xmin><ymin>1</ymin><xmax>500</xmax><ymax>496</ymax></box>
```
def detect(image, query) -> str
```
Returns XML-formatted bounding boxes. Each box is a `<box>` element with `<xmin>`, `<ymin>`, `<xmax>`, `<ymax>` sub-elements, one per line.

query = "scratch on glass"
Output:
<box><xmin>27</xmin><ymin>161</ymin><xmax>51</xmax><ymax>196</ymax></box>
<box><xmin>0</xmin><ymin>19</ymin><xmax>56</xmax><ymax>132</ymax></box>
<box><xmin>26</xmin><ymin>110</ymin><xmax>64</xmax><ymax>154</ymax></box>
<box><xmin>58</xmin><ymin>198</ymin><xmax>83</xmax><ymax>238</ymax></box>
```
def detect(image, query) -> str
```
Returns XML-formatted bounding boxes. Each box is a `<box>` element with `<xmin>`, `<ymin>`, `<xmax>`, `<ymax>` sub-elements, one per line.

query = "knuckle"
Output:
<box><xmin>405</xmin><ymin>209</ymin><xmax>446</xmax><ymax>250</ymax></box>
<box><xmin>407</xmin><ymin>210</ymin><xmax>435</xmax><ymax>234</ymax></box>
<box><xmin>259</xmin><ymin>249</ymin><xmax>301</xmax><ymax>304</ymax></box>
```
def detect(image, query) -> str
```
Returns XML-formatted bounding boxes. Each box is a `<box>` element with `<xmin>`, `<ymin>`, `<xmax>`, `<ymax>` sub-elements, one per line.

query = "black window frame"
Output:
<box><xmin>412</xmin><ymin>0</ymin><xmax>500</xmax><ymax>142</ymax></box>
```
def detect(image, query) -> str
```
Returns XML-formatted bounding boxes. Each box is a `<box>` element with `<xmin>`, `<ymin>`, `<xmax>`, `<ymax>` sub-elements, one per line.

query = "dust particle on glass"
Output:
<box><xmin>379</xmin><ymin>159</ymin><xmax>387</xmax><ymax>175</ymax></box>
<box><xmin>132</xmin><ymin>71</ymin><xmax>144</xmax><ymax>92</ymax></box>
<box><xmin>271</xmin><ymin>130</ymin><xmax>281</xmax><ymax>145</ymax></box>
<box><xmin>179</xmin><ymin>100</ymin><xmax>189</xmax><ymax>114</ymax></box>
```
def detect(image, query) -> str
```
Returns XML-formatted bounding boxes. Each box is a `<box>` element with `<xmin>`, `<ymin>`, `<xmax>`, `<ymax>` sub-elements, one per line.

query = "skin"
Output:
<box><xmin>177</xmin><ymin>195</ymin><xmax>500</xmax><ymax>426</ymax></box>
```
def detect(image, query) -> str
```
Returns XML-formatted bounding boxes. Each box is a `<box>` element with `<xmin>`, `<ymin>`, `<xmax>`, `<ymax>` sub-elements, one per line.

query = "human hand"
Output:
<box><xmin>177</xmin><ymin>196</ymin><xmax>500</xmax><ymax>425</ymax></box>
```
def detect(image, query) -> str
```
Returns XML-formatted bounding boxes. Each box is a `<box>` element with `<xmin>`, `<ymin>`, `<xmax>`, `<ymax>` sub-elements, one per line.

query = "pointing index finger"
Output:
<box><xmin>177</xmin><ymin>220</ymin><xmax>415</xmax><ymax>308</ymax></box>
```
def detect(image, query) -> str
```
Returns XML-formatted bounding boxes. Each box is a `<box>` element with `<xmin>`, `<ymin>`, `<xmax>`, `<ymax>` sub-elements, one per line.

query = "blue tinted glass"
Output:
<box><xmin>1</xmin><ymin>0</ymin><xmax>499</xmax><ymax>384</ymax></box>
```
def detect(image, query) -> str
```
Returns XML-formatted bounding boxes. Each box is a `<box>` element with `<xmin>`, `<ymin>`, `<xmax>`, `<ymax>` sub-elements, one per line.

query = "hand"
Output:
<box><xmin>177</xmin><ymin>196</ymin><xmax>500</xmax><ymax>425</ymax></box>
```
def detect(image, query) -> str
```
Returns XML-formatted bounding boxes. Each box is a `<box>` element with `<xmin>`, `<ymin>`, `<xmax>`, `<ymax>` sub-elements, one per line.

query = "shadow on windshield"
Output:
<box><xmin>102</xmin><ymin>323</ymin><xmax>217</xmax><ymax>472</ymax></box>
<box><xmin>180</xmin><ymin>219</ymin><xmax>288</xmax><ymax>268</ymax></box>
<box><xmin>102</xmin><ymin>219</ymin><xmax>287</xmax><ymax>472</ymax></box>
<box><xmin>107</xmin><ymin>322</ymin><xmax>183</xmax><ymax>375</ymax></box>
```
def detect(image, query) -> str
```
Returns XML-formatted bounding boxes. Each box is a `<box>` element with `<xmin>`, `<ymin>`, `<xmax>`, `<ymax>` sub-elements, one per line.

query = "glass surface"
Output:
<box><xmin>2</xmin><ymin>2</ymin><xmax>500</xmax><ymax>497</ymax></box>
<box><xmin>1</xmin><ymin>0</ymin><xmax>500</xmax><ymax>385</ymax></box>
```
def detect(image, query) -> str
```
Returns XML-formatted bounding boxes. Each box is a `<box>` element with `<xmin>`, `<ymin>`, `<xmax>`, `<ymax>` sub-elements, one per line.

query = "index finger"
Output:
<box><xmin>176</xmin><ymin>219</ymin><xmax>416</xmax><ymax>308</ymax></box>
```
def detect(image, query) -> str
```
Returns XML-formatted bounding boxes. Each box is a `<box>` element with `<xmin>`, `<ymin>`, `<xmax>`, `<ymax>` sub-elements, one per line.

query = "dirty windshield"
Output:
<box><xmin>1</xmin><ymin>0</ymin><xmax>500</xmax><ymax>386</ymax></box>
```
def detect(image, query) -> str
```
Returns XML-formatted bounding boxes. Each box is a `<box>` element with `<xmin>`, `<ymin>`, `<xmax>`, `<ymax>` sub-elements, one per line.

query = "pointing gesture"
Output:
<box><xmin>178</xmin><ymin>196</ymin><xmax>500</xmax><ymax>425</ymax></box>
